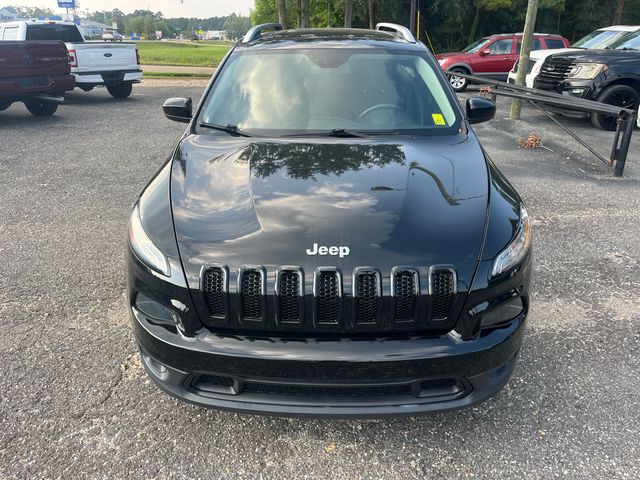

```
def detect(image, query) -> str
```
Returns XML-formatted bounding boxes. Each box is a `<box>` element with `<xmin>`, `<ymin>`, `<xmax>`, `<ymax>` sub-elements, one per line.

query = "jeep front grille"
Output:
<box><xmin>314</xmin><ymin>268</ymin><xmax>341</xmax><ymax>325</ymax></box>
<box><xmin>430</xmin><ymin>267</ymin><xmax>457</xmax><ymax>321</ymax></box>
<box><xmin>353</xmin><ymin>268</ymin><xmax>382</xmax><ymax>325</ymax></box>
<box><xmin>276</xmin><ymin>268</ymin><xmax>304</xmax><ymax>324</ymax></box>
<box><xmin>202</xmin><ymin>266</ymin><xmax>227</xmax><ymax>318</ymax></box>
<box><xmin>391</xmin><ymin>268</ymin><xmax>419</xmax><ymax>323</ymax></box>
<box><xmin>199</xmin><ymin>265</ymin><xmax>459</xmax><ymax>334</ymax></box>
<box><xmin>239</xmin><ymin>267</ymin><xmax>266</xmax><ymax>321</ymax></box>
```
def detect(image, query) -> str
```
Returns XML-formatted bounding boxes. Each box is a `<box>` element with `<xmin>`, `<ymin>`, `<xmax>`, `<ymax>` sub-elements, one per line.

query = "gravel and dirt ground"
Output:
<box><xmin>1</xmin><ymin>80</ymin><xmax>639</xmax><ymax>479</ymax></box>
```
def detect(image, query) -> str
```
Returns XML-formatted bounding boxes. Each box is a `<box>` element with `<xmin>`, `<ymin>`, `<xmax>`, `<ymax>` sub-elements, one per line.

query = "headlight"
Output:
<box><xmin>437</xmin><ymin>58</ymin><xmax>447</xmax><ymax>66</ymax></box>
<box><xmin>567</xmin><ymin>63</ymin><xmax>608</xmax><ymax>79</ymax></box>
<box><xmin>491</xmin><ymin>206</ymin><xmax>531</xmax><ymax>277</ymax></box>
<box><xmin>129</xmin><ymin>203</ymin><xmax>171</xmax><ymax>276</ymax></box>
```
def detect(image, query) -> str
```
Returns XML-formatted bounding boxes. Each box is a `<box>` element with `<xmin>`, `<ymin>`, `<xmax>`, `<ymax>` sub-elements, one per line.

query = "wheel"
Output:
<box><xmin>591</xmin><ymin>84</ymin><xmax>639</xmax><ymax>131</ymax></box>
<box><xmin>448</xmin><ymin>68</ymin><xmax>469</xmax><ymax>92</ymax></box>
<box><xmin>79</xmin><ymin>84</ymin><xmax>95</xmax><ymax>92</ymax></box>
<box><xmin>0</xmin><ymin>101</ymin><xmax>12</xmax><ymax>111</ymax></box>
<box><xmin>106</xmin><ymin>83</ymin><xmax>133</xmax><ymax>99</ymax></box>
<box><xmin>24</xmin><ymin>99</ymin><xmax>58</xmax><ymax>116</ymax></box>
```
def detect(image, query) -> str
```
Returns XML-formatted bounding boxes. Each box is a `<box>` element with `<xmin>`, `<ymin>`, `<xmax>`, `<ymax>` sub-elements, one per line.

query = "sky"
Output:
<box><xmin>5</xmin><ymin>0</ymin><xmax>254</xmax><ymax>17</ymax></box>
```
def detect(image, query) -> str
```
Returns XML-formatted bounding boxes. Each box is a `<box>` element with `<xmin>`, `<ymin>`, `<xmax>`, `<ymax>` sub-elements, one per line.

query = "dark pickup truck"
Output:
<box><xmin>0</xmin><ymin>40</ymin><xmax>75</xmax><ymax>116</ymax></box>
<box><xmin>534</xmin><ymin>29</ymin><xmax>640</xmax><ymax>130</ymax></box>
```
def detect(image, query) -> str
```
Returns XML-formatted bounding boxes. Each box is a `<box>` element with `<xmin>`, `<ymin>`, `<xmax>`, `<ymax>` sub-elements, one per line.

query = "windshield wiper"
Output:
<box><xmin>199</xmin><ymin>122</ymin><xmax>251</xmax><ymax>137</ymax></box>
<box><xmin>283</xmin><ymin>128</ymin><xmax>399</xmax><ymax>138</ymax></box>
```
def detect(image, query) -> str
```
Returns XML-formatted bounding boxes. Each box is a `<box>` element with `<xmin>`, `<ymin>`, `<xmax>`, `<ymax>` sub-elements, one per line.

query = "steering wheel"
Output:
<box><xmin>357</xmin><ymin>104</ymin><xmax>410</xmax><ymax>123</ymax></box>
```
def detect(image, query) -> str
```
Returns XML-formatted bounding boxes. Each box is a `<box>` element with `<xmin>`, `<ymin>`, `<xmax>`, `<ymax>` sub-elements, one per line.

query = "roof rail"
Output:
<box><xmin>242</xmin><ymin>23</ymin><xmax>283</xmax><ymax>43</ymax></box>
<box><xmin>375</xmin><ymin>23</ymin><xmax>416</xmax><ymax>43</ymax></box>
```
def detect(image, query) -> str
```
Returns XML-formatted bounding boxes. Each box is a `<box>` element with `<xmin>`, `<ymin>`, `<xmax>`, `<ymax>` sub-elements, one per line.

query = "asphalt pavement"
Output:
<box><xmin>1</xmin><ymin>81</ymin><xmax>639</xmax><ymax>479</ymax></box>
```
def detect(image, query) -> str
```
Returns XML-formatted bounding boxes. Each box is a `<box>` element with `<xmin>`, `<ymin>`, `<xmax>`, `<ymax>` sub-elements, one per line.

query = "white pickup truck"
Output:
<box><xmin>0</xmin><ymin>20</ymin><xmax>142</xmax><ymax>98</ymax></box>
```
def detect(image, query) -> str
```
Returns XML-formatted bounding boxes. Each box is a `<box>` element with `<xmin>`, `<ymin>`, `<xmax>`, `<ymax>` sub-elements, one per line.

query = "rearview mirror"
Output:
<box><xmin>479</xmin><ymin>49</ymin><xmax>491</xmax><ymax>57</ymax></box>
<box><xmin>466</xmin><ymin>97</ymin><xmax>496</xmax><ymax>124</ymax></box>
<box><xmin>163</xmin><ymin>97</ymin><xmax>192</xmax><ymax>123</ymax></box>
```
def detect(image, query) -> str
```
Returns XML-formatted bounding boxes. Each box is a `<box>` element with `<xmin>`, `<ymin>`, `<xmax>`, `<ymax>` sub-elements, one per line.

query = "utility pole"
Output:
<box><xmin>410</xmin><ymin>0</ymin><xmax>417</xmax><ymax>34</ymax></box>
<box><xmin>510</xmin><ymin>0</ymin><xmax>539</xmax><ymax>120</ymax></box>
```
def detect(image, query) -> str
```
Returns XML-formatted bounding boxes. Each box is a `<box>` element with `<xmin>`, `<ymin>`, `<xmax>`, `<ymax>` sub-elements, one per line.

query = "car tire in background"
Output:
<box><xmin>0</xmin><ymin>101</ymin><xmax>12</xmax><ymax>111</ymax></box>
<box><xmin>107</xmin><ymin>82</ymin><xmax>133</xmax><ymax>99</ymax></box>
<box><xmin>23</xmin><ymin>99</ymin><xmax>58</xmax><ymax>116</ymax></box>
<box><xmin>79</xmin><ymin>85</ymin><xmax>94</xmax><ymax>92</ymax></box>
<box><xmin>448</xmin><ymin>68</ymin><xmax>469</xmax><ymax>92</ymax></box>
<box><xmin>591</xmin><ymin>84</ymin><xmax>640</xmax><ymax>131</ymax></box>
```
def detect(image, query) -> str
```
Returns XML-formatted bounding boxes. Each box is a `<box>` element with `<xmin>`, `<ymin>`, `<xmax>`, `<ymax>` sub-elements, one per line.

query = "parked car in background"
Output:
<box><xmin>0</xmin><ymin>20</ymin><xmax>142</xmax><ymax>98</ymax></box>
<box><xmin>0</xmin><ymin>40</ymin><xmax>75</xmax><ymax>116</ymax></box>
<box><xmin>436</xmin><ymin>33</ymin><xmax>570</xmax><ymax>91</ymax></box>
<box><xmin>508</xmin><ymin>25</ymin><xmax>640</xmax><ymax>87</ymax></box>
<box><xmin>103</xmin><ymin>31</ymin><xmax>125</xmax><ymax>42</ymax></box>
<box><xmin>534</xmin><ymin>29</ymin><xmax>640</xmax><ymax>130</ymax></box>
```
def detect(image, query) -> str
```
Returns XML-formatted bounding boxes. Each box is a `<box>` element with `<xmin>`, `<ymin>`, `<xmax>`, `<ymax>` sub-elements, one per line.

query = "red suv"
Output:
<box><xmin>436</xmin><ymin>33</ymin><xmax>570</xmax><ymax>91</ymax></box>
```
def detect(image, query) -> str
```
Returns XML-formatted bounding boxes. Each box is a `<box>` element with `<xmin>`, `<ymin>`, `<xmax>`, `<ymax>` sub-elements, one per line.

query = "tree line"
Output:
<box><xmin>252</xmin><ymin>0</ymin><xmax>640</xmax><ymax>51</ymax></box>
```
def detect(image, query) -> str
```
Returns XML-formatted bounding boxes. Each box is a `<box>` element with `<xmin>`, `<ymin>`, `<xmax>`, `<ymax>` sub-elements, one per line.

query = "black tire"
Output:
<box><xmin>0</xmin><ymin>101</ymin><xmax>12</xmax><ymax>111</ymax></box>
<box><xmin>106</xmin><ymin>83</ymin><xmax>133</xmax><ymax>99</ymax></box>
<box><xmin>448</xmin><ymin>68</ymin><xmax>469</xmax><ymax>92</ymax></box>
<box><xmin>79</xmin><ymin>84</ymin><xmax>94</xmax><ymax>92</ymax></box>
<box><xmin>24</xmin><ymin>99</ymin><xmax>58</xmax><ymax>116</ymax></box>
<box><xmin>591</xmin><ymin>84</ymin><xmax>639</xmax><ymax>131</ymax></box>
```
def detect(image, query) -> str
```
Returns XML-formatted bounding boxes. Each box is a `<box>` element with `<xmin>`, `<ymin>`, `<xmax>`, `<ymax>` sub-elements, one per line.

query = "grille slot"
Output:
<box><xmin>430</xmin><ymin>267</ymin><xmax>457</xmax><ymax>321</ymax></box>
<box><xmin>353</xmin><ymin>269</ymin><xmax>381</xmax><ymax>325</ymax></box>
<box><xmin>202</xmin><ymin>266</ymin><xmax>227</xmax><ymax>318</ymax></box>
<box><xmin>276</xmin><ymin>268</ymin><xmax>304</xmax><ymax>324</ymax></box>
<box><xmin>314</xmin><ymin>268</ymin><xmax>342</xmax><ymax>325</ymax></box>
<box><xmin>391</xmin><ymin>268</ymin><xmax>419</xmax><ymax>323</ymax></box>
<box><xmin>239</xmin><ymin>267</ymin><xmax>265</xmax><ymax>322</ymax></box>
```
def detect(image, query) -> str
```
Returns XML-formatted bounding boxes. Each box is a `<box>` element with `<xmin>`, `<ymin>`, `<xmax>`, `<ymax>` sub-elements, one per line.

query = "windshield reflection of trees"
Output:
<box><xmin>236</xmin><ymin>142</ymin><xmax>406</xmax><ymax>180</ymax></box>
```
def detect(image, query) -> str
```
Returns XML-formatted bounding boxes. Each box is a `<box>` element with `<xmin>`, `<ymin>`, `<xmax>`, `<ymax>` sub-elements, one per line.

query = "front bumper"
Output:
<box><xmin>132</xmin><ymin>303</ymin><xmax>526</xmax><ymax>417</ymax></box>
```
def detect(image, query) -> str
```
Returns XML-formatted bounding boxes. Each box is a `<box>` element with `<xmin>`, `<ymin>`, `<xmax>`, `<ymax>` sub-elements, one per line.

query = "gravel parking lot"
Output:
<box><xmin>1</xmin><ymin>80</ymin><xmax>639</xmax><ymax>479</ymax></box>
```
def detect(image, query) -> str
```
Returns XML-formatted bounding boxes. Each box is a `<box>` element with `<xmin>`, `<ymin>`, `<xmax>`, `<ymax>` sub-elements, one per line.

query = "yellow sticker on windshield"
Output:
<box><xmin>432</xmin><ymin>113</ymin><xmax>446</xmax><ymax>126</ymax></box>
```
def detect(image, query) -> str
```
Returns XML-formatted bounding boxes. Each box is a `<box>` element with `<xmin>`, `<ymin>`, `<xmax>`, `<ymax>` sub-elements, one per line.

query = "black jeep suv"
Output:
<box><xmin>534</xmin><ymin>29</ymin><xmax>640</xmax><ymax>131</ymax></box>
<box><xmin>127</xmin><ymin>23</ymin><xmax>532</xmax><ymax>417</ymax></box>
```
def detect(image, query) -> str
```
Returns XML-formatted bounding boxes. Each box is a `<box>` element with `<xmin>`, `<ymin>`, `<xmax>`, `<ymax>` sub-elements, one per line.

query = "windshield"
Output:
<box><xmin>610</xmin><ymin>29</ymin><xmax>640</xmax><ymax>50</ymax></box>
<box><xmin>573</xmin><ymin>29</ymin><xmax>635</xmax><ymax>49</ymax></box>
<box><xmin>463</xmin><ymin>38</ymin><xmax>491</xmax><ymax>53</ymax></box>
<box><xmin>26</xmin><ymin>24</ymin><xmax>84</xmax><ymax>42</ymax></box>
<box><xmin>199</xmin><ymin>49</ymin><xmax>461</xmax><ymax>136</ymax></box>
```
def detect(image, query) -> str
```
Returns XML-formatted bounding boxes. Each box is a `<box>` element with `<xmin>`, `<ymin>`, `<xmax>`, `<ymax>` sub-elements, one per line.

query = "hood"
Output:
<box><xmin>171</xmin><ymin>135</ymin><xmax>489</xmax><ymax>290</ymax></box>
<box><xmin>552</xmin><ymin>48</ymin><xmax>640</xmax><ymax>64</ymax></box>
<box><xmin>530</xmin><ymin>47</ymin><xmax>578</xmax><ymax>61</ymax></box>
<box><xmin>436</xmin><ymin>52</ymin><xmax>467</xmax><ymax>59</ymax></box>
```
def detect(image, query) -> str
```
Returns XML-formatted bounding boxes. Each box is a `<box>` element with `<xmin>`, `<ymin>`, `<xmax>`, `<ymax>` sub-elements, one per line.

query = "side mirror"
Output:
<box><xmin>479</xmin><ymin>49</ymin><xmax>491</xmax><ymax>57</ymax></box>
<box><xmin>163</xmin><ymin>97</ymin><xmax>192</xmax><ymax>123</ymax></box>
<box><xmin>466</xmin><ymin>97</ymin><xmax>496</xmax><ymax>124</ymax></box>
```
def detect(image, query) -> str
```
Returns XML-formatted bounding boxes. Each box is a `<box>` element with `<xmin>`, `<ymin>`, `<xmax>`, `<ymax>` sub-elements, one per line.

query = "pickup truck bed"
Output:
<box><xmin>0</xmin><ymin>40</ymin><xmax>75</xmax><ymax>116</ymax></box>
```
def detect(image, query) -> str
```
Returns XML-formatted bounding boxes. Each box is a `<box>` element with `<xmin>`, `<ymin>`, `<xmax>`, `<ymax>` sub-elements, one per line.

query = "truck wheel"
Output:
<box><xmin>107</xmin><ymin>83</ymin><xmax>133</xmax><ymax>99</ymax></box>
<box><xmin>79</xmin><ymin>84</ymin><xmax>94</xmax><ymax>92</ymax></box>
<box><xmin>0</xmin><ymin>101</ymin><xmax>12</xmax><ymax>111</ymax></box>
<box><xmin>24</xmin><ymin>100</ymin><xmax>58</xmax><ymax>117</ymax></box>
<box><xmin>591</xmin><ymin>84</ymin><xmax>639</xmax><ymax>131</ymax></box>
<box><xmin>448</xmin><ymin>68</ymin><xmax>469</xmax><ymax>92</ymax></box>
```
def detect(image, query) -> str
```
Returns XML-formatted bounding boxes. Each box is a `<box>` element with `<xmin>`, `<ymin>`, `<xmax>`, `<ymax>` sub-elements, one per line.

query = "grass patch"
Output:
<box><xmin>143</xmin><ymin>72</ymin><xmax>211</xmax><ymax>78</ymax></box>
<box><xmin>137</xmin><ymin>41</ymin><xmax>231</xmax><ymax>67</ymax></box>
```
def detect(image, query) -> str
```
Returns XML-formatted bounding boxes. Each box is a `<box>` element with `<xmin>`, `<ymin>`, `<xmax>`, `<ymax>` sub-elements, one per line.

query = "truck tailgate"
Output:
<box><xmin>71</xmin><ymin>42</ymin><xmax>138</xmax><ymax>72</ymax></box>
<box><xmin>0</xmin><ymin>41</ymin><xmax>70</xmax><ymax>79</ymax></box>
